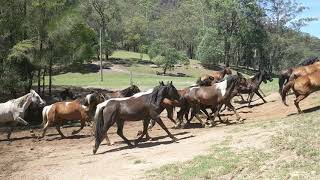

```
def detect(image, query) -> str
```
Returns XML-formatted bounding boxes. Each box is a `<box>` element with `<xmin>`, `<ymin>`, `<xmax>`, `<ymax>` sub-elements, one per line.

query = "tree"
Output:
<box><xmin>149</xmin><ymin>40</ymin><xmax>189</xmax><ymax>74</ymax></box>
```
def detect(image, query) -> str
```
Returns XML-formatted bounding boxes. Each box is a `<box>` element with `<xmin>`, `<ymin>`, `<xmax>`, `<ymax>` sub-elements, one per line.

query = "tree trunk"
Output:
<box><xmin>224</xmin><ymin>37</ymin><xmax>230</xmax><ymax>67</ymax></box>
<box><xmin>42</xmin><ymin>66</ymin><xmax>46</xmax><ymax>96</ymax></box>
<box><xmin>37</xmin><ymin>69</ymin><xmax>41</xmax><ymax>93</ymax></box>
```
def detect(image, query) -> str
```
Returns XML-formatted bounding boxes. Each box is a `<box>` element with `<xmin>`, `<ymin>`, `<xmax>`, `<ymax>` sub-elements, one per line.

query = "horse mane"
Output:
<box><xmin>298</xmin><ymin>56</ymin><xmax>319</xmax><ymax>66</ymax></box>
<box><xmin>13</xmin><ymin>93</ymin><xmax>31</xmax><ymax>108</ymax></box>
<box><xmin>150</xmin><ymin>85</ymin><xmax>166</xmax><ymax>107</ymax></box>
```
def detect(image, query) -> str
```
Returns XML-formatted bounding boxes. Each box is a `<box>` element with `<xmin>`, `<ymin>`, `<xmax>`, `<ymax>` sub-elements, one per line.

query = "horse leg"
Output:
<box><xmin>135</xmin><ymin>119</ymin><xmax>150</xmax><ymax>146</ymax></box>
<box><xmin>116</xmin><ymin>119</ymin><xmax>133</xmax><ymax>147</ymax></box>
<box><xmin>255</xmin><ymin>90</ymin><xmax>267</xmax><ymax>103</ymax></box>
<box><xmin>40</xmin><ymin>120</ymin><xmax>50</xmax><ymax>138</ymax></box>
<box><xmin>166</xmin><ymin>106</ymin><xmax>176</xmax><ymax>124</ymax></box>
<box><xmin>148</xmin><ymin>119</ymin><xmax>156</xmax><ymax>129</ymax></box>
<box><xmin>247</xmin><ymin>92</ymin><xmax>255</xmax><ymax>107</ymax></box>
<box><xmin>55</xmin><ymin>122</ymin><xmax>66</xmax><ymax>138</ymax></box>
<box><xmin>16</xmin><ymin>117</ymin><xmax>29</xmax><ymax>126</ymax></box>
<box><xmin>72</xmin><ymin>120</ymin><xmax>85</xmax><ymax>135</ymax></box>
<box><xmin>294</xmin><ymin>94</ymin><xmax>308</xmax><ymax>114</ymax></box>
<box><xmin>154</xmin><ymin>117</ymin><xmax>177</xmax><ymax>142</ymax></box>
<box><xmin>6</xmin><ymin>126</ymin><xmax>13</xmax><ymax>141</ymax></box>
<box><xmin>225</xmin><ymin>102</ymin><xmax>242</xmax><ymax>122</ymax></box>
<box><xmin>259</xmin><ymin>88</ymin><xmax>266</xmax><ymax>97</ymax></box>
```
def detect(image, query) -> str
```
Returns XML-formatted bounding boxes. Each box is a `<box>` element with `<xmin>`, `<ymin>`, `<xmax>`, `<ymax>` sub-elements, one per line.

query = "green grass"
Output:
<box><xmin>49</xmin><ymin>50</ymin><xmax>278</xmax><ymax>92</ymax></box>
<box><xmin>148</xmin><ymin>110</ymin><xmax>320</xmax><ymax>179</ymax></box>
<box><xmin>49</xmin><ymin>71</ymin><xmax>196</xmax><ymax>90</ymax></box>
<box><xmin>110</xmin><ymin>50</ymin><xmax>150</xmax><ymax>61</ymax></box>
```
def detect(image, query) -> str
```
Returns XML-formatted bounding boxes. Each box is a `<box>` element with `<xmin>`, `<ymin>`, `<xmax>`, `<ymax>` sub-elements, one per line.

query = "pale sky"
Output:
<box><xmin>296</xmin><ymin>0</ymin><xmax>320</xmax><ymax>38</ymax></box>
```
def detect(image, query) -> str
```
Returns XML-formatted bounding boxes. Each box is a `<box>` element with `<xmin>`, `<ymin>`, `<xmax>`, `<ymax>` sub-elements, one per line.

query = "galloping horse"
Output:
<box><xmin>93</xmin><ymin>82</ymin><xmax>180</xmax><ymax>154</ymax></box>
<box><xmin>278</xmin><ymin>60</ymin><xmax>320</xmax><ymax>95</ymax></box>
<box><xmin>0</xmin><ymin>90</ymin><xmax>46</xmax><ymax>140</ymax></box>
<box><xmin>176</xmin><ymin>75</ymin><xmax>242</xmax><ymax>128</ymax></box>
<box><xmin>282</xmin><ymin>70</ymin><xmax>320</xmax><ymax>113</ymax></box>
<box><xmin>104</xmin><ymin>85</ymin><xmax>141</xmax><ymax>99</ymax></box>
<box><xmin>198</xmin><ymin>67</ymin><xmax>232</xmax><ymax>85</ymax></box>
<box><xmin>236</xmin><ymin>71</ymin><xmax>273</xmax><ymax>107</ymax></box>
<box><xmin>40</xmin><ymin>92</ymin><xmax>104</xmax><ymax>138</ymax></box>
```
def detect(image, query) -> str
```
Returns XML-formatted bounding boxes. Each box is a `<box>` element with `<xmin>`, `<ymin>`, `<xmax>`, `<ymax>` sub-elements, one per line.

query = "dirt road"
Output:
<box><xmin>0</xmin><ymin>92</ymin><xmax>318</xmax><ymax>180</ymax></box>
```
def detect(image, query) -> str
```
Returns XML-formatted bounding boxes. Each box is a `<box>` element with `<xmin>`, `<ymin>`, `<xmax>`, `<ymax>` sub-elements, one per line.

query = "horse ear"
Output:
<box><xmin>170</xmin><ymin>81</ymin><xmax>173</xmax><ymax>85</ymax></box>
<box><xmin>30</xmin><ymin>89</ymin><xmax>35</xmax><ymax>94</ymax></box>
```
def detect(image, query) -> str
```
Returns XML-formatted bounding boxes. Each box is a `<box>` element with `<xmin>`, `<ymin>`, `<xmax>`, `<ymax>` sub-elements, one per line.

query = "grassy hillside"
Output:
<box><xmin>49</xmin><ymin>50</ymin><xmax>278</xmax><ymax>93</ymax></box>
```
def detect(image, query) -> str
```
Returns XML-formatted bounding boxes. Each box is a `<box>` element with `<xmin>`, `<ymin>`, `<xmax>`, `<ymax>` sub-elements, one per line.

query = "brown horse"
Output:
<box><xmin>176</xmin><ymin>75</ymin><xmax>242</xmax><ymax>128</ymax></box>
<box><xmin>40</xmin><ymin>92</ymin><xmax>104</xmax><ymax>138</ymax></box>
<box><xmin>93</xmin><ymin>82</ymin><xmax>180</xmax><ymax>154</ymax></box>
<box><xmin>104</xmin><ymin>85</ymin><xmax>141</xmax><ymax>99</ymax></box>
<box><xmin>278</xmin><ymin>61</ymin><xmax>320</xmax><ymax>95</ymax></box>
<box><xmin>282</xmin><ymin>70</ymin><xmax>320</xmax><ymax>113</ymax></box>
<box><xmin>198</xmin><ymin>67</ymin><xmax>232</xmax><ymax>84</ymax></box>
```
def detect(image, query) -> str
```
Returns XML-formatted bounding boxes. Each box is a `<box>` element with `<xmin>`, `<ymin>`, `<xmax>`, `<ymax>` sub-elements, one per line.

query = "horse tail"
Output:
<box><xmin>93</xmin><ymin>105</ymin><xmax>105</xmax><ymax>154</ymax></box>
<box><xmin>41</xmin><ymin>105</ymin><xmax>50</xmax><ymax>127</ymax></box>
<box><xmin>278</xmin><ymin>69</ymin><xmax>292</xmax><ymax>96</ymax></box>
<box><xmin>281</xmin><ymin>79</ymin><xmax>295</xmax><ymax>106</ymax></box>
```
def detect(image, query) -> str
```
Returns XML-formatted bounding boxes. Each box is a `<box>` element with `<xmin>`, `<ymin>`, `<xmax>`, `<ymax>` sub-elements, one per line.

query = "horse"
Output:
<box><xmin>104</xmin><ymin>85</ymin><xmax>141</xmax><ymax>99</ymax></box>
<box><xmin>235</xmin><ymin>71</ymin><xmax>273</xmax><ymax>107</ymax></box>
<box><xmin>93</xmin><ymin>82</ymin><xmax>180</xmax><ymax>154</ymax></box>
<box><xmin>278</xmin><ymin>61</ymin><xmax>320</xmax><ymax>95</ymax></box>
<box><xmin>40</xmin><ymin>92</ymin><xmax>104</xmax><ymax>138</ymax></box>
<box><xmin>297</xmin><ymin>56</ymin><xmax>319</xmax><ymax>66</ymax></box>
<box><xmin>184</xmin><ymin>73</ymin><xmax>247</xmax><ymax>126</ymax></box>
<box><xmin>198</xmin><ymin>67</ymin><xmax>232</xmax><ymax>84</ymax></box>
<box><xmin>281</xmin><ymin>70</ymin><xmax>320</xmax><ymax>114</ymax></box>
<box><xmin>0</xmin><ymin>90</ymin><xmax>46</xmax><ymax>140</ymax></box>
<box><xmin>176</xmin><ymin>74</ymin><xmax>242</xmax><ymax>128</ymax></box>
<box><xmin>60</xmin><ymin>88</ymin><xmax>74</xmax><ymax>101</ymax></box>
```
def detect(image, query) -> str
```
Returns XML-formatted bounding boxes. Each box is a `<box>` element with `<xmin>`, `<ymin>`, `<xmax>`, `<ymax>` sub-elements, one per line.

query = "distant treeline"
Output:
<box><xmin>0</xmin><ymin>0</ymin><xmax>319</xmax><ymax>95</ymax></box>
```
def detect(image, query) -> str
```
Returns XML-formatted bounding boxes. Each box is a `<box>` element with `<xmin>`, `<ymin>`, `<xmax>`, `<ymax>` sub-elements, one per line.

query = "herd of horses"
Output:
<box><xmin>0</xmin><ymin>56</ymin><xmax>319</xmax><ymax>154</ymax></box>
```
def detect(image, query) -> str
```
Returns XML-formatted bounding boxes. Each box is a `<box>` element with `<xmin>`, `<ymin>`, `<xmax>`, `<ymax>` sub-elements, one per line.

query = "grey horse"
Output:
<box><xmin>0</xmin><ymin>90</ymin><xmax>46</xmax><ymax>140</ymax></box>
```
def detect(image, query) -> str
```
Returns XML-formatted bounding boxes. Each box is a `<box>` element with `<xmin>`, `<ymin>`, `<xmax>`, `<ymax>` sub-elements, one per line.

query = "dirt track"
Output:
<box><xmin>0</xmin><ymin>92</ymin><xmax>319</xmax><ymax>180</ymax></box>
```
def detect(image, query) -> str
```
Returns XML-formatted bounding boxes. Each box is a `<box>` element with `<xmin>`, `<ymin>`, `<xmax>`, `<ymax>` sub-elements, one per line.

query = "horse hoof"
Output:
<box><xmin>93</xmin><ymin>149</ymin><xmax>97</xmax><ymax>155</ymax></box>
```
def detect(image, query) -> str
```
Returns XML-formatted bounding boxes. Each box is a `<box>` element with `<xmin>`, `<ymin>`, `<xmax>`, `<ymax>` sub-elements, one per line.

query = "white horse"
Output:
<box><xmin>0</xmin><ymin>90</ymin><xmax>46</xmax><ymax>140</ymax></box>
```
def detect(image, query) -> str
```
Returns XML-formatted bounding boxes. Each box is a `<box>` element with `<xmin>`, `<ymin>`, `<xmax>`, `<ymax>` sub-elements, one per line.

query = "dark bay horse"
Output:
<box><xmin>236</xmin><ymin>71</ymin><xmax>273</xmax><ymax>107</ymax></box>
<box><xmin>198</xmin><ymin>67</ymin><xmax>232</xmax><ymax>84</ymax></box>
<box><xmin>176</xmin><ymin>75</ymin><xmax>242</xmax><ymax>128</ymax></box>
<box><xmin>282</xmin><ymin>70</ymin><xmax>320</xmax><ymax>113</ymax></box>
<box><xmin>104</xmin><ymin>85</ymin><xmax>141</xmax><ymax>99</ymax></box>
<box><xmin>278</xmin><ymin>61</ymin><xmax>320</xmax><ymax>95</ymax></box>
<box><xmin>93</xmin><ymin>82</ymin><xmax>180</xmax><ymax>154</ymax></box>
<box><xmin>40</xmin><ymin>92</ymin><xmax>104</xmax><ymax>138</ymax></box>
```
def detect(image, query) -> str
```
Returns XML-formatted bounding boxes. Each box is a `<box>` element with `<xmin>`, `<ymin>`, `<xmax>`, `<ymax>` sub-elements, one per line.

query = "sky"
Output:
<box><xmin>296</xmin><ymin>0</ymin><xmax>320</xmax><ymax>38</ymax></box>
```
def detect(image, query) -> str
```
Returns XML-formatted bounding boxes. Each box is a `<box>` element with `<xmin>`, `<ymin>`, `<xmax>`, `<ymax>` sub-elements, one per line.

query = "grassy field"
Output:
<box><xmin>49</xmin><ymin>50</ymin><xmax>278</xmax><ymax>93</ymax></box>
<box><xmin>148</xmin><ymin>110</ymin><xmax>320</xmax><ymax>179</ymax></box>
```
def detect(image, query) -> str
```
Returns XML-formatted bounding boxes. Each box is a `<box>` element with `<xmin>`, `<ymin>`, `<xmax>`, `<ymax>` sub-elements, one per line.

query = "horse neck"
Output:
<box><xmin>15</xmin><ymin>93</ymin><xmax>32</xmax><ymax>111</ymax></box>
<box><xmin>252</xmin><ymin>73</ymin><xmax>263</xmax><ymax>86</ymax></box>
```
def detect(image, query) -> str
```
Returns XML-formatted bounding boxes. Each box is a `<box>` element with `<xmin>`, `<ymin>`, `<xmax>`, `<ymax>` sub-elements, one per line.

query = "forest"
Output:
<box><xmin>0</xmin><ymin>0</ymin><xmax>319</xmax><ymax>95</ymax></box>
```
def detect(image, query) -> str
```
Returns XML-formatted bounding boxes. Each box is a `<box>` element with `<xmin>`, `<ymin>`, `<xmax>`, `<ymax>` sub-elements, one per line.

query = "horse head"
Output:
<box><xmin>261</xmin><ymin>70</ymin><xmax>273</xmax><ymax>83</ymax></box>
<box><xmin>151</xmin><ymin>81</ymin><xmax>180</xmax><ymax>106</ymax></box>
<box><xmin>30</xmin><ymin>90</ymin><xmax>46</xmax><ymax>107</ymax></box>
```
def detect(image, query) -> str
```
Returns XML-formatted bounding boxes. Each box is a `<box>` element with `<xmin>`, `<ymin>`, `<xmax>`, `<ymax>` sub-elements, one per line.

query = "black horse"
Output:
<box><xmin>236</xmin><ymin>71</ymin><xmax>273</xmax><ymax>107</ymax></box>
<box><xmin>93</xmin><ymin>82</ymin><xmax>180</xmax><ymax>154</ymax></box>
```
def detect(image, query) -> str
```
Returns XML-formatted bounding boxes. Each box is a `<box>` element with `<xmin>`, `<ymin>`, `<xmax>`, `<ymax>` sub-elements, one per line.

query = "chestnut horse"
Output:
<box><xmin>282</xmin><ymin>70</ymin><xmax>320</xmax><ymax>113</ymax></box>
<box><xmin>40</xmin><ymin>92</ymin><xmax>104</xmax><ymax>138</ymax></box>
<box><xmin>278</xmin><ymin>61</ymin><xmax>320</xmax><ymax>95</ymax></box>
<box><xmin>176</xmin><ymin>75</ymin><xmax>242</xmax><ymax>128</ymax></box>
<box><xmin>198</xmin><ymin>67</ymin><xmax>232</xmax><ymax>84</ymax></box>
<box><xmin>93</xmin><ymin>82</ymin><xmax>180</xmax><ymax>154</ymax></box>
